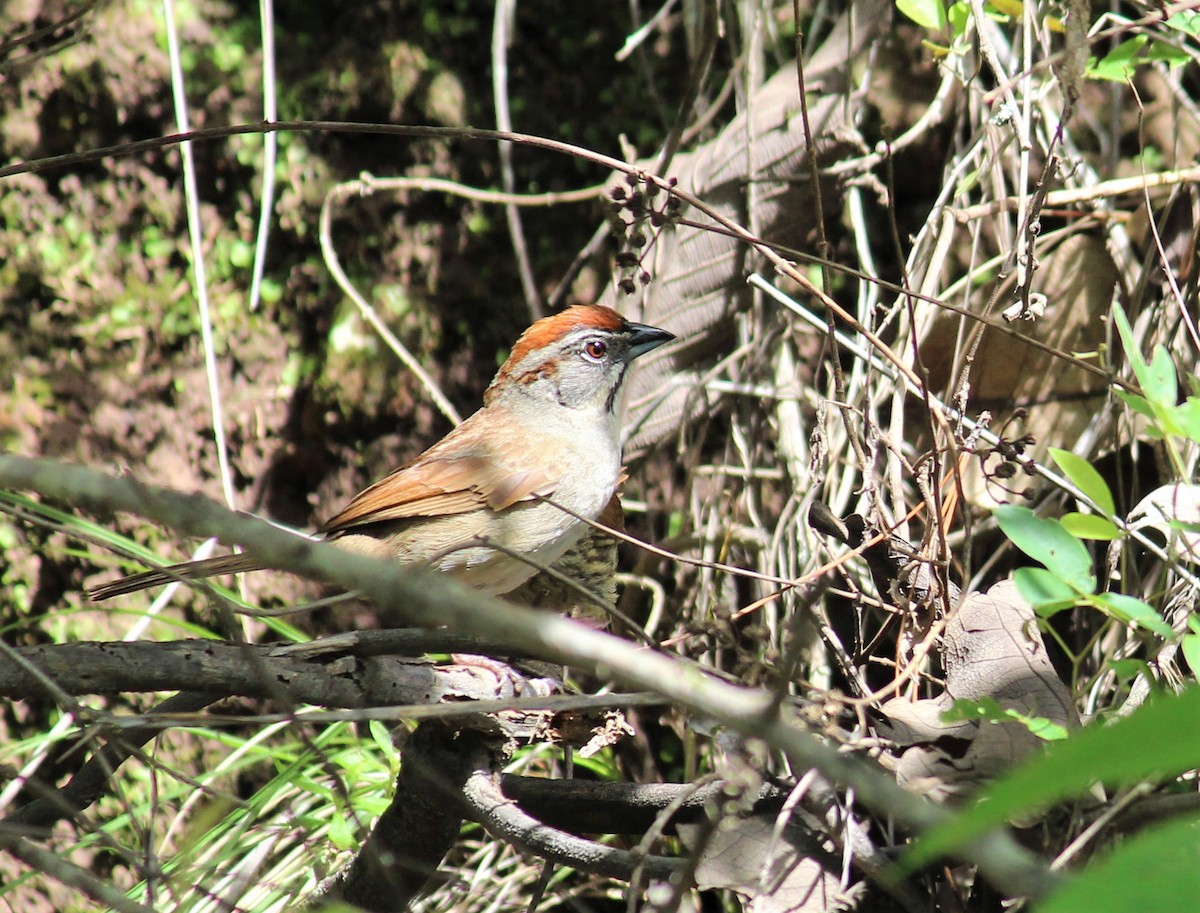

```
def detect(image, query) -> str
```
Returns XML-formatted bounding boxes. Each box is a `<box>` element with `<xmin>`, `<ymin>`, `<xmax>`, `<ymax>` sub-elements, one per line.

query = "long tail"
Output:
<box><xmin>88</xmin><ymin>553</ymin><xmax>266</xmax><ymax>601</ymax></box>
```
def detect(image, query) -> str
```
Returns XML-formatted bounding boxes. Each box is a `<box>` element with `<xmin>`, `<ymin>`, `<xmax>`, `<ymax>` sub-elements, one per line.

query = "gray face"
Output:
<box><xmin>534</xmin><ymin>322</ymin><xmax>673</xmax><ymax>413</ymax></box>
<box><xmin>552</xmin><ymin>329</ymin><xmax>634</xmax><ymax>412</ymax></box>
<box><xmin>486</xmin><ymin>310</ymin><xmax>674</xmax><ymax>416</ymax></box>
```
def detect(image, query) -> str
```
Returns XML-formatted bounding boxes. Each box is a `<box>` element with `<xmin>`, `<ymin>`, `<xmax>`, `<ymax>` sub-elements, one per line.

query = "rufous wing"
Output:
<box><xmin>321</xmin><ymin>453</ymin><xmax>556</xmax><ymax>535</ymax></box>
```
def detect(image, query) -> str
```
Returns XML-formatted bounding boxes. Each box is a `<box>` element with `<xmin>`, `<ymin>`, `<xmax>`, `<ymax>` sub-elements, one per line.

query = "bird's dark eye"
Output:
<box><xmin>583</xmin><ymin>338</ymin><xmax>608</xmax><ymax>361</ymax></box>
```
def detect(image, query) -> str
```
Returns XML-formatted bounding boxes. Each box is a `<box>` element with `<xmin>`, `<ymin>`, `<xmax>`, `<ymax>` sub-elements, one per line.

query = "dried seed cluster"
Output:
<box><xmin>607</xmin><ymin>173</ymin><xmax>683</xmax><ymax>295</ymax></box>
<box><xmin>976</xmin><ymin>410</ymin><xmax>1038</xmax><ymax>497</ymax></box>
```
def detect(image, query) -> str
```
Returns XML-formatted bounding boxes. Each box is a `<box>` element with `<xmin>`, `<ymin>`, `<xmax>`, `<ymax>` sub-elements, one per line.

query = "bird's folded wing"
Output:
<box><xmin>321</xmin><ymin>454</ymin><xmax>555</xmax><ymax>533</ymax></box>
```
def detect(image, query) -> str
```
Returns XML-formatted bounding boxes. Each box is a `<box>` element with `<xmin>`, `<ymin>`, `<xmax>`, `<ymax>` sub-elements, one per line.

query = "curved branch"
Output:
<box><xmin>0</xmin><ymin>454</ymin><xmax>1058</xmax><ymax>897</ymax></box>
<box><xmin>2</xmin><ymin>641</ymin><xmax>433</xmax><ymax>706</ymax></box>
<box><xmin>458</xmin><ymin>738</ymin><xmax>683</xmax><ymax>882</ymax></box>
<box><xmin>0</xmin><ymin>636</ymin><xmax>548</xmax><ymax>707</ymax></box>
<box><xmin>317</xmin><ymin>722</ymin><xmax>682</xmax><ymax>910</ymax></box>
<box><xmin>499</xmin><ymin>775</ymin><xmax>792</xmax><ymax>835</ymax></box>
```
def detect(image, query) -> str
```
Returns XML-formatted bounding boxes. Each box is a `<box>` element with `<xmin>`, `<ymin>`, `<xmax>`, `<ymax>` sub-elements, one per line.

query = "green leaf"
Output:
<box><xmin>1015</xmin><ymin>567</ymin><xmax>1078</xmax><ymax>611</ymax></box>
<box><xmin>1145</xmin><ymin>345</ymin><xmax>1179</xmax><ymax>410</ymax></box>
<box><xmin>1145</xmin><ymin>39</ymin><xmax>1192</xmax><ymax>66</ymax></box>
<box><xmin>943</xmin><ymin>697</ymin><xmax>1069</xmax><ymax>741</ymax></box>
<box><xmin>1114</xmin><ymin>387</ymin><xmax>1157</xmax><ymax>421</ymax></box>
<box><xmin>1060</xmin><ymin>512</ymin><xmax>1122</xmax><ymax>541</ymax></box>
<box><xmin>1035</xmin><ymin>815</ymin><xmax>1200</xmax><ymax>913</ymax></box>
<box><xmin>1049</xmin><ymin>448</ymin><xmax>1115</xmax><ymax>515</ymax></box>
<box><xmin>896</xmin><ymin>0</ymin><xmax>948</xmax><ymax>30</ymax></box>
<box><xmin>1111</xmin><ymin>302</ymin><xmax>1148</xmax><ymax>377</ymax></box>
<box><xmin>986</xmin><ymin>0</ymin><xmax>1023</xmax><ymax>18</ymax></box>
<box><xmin>1087</xmin><ymin>36</ymin><xmax>1149</xmax><ymax>82</ymax></box>
<box><xmin>948</xmin><ymin>1</ymin><xmax>970</xmax><ymax>35</ymax></box>
<box><xmin>900</xmin><ymin>688</ymin><xmax>1200</xmax><ymax>873</ymax></box>
<box><xmin>1108</xmin><ymin>658</ymin><xmax>1153</xmax><ymax>683</ymax></box>
<box><xmin>1020</xmin><ymin>716</ymin><xmax>1070</xmax><ymax>741</ymax></box>
<box><xmin>1170</xmin><ymin>398</ymin><xmax>1200</xmax><ymax>441</ymax></box>
<box><xmin>994</xmin><ymin>505</ymin><xmax>1096</xmax><ymax>593</ymax></box>
<box><xmin>1110</xmin><ymin>305</ymin><xmax>1179</xmax><ymax>422</ymax></box>
<box><xmin>1182</xmin><ymin>633</ymin><xmax>1200</xmax><ymax>681</ymax></box>
<box><xmin>1092</xmin><ymin>592</ymin><xmax>1174</xmax><ymax>638</ymax></box>
<box><xmin>1166</xmin><ymin>9</ymin><xmax>1200</xmax><ymax>36</ymax></box>
<box><xmin>294</xmin><ymin>775</ymin><xmax>333</xmax><ymax>800</ymax></box>
<box><xmin>368</xmin><ymin>720</ymin><xmax>399</xmax><ymax>766</ymax></box>
<box><xmin>327</xmin><ymin>809</ymin><xmax>356</xmax><ymax>850</ymax></box>
<box><xmin>954</xmin><ymin>169</ymin><xmax>980</xmax><ymax>197</ymax></box>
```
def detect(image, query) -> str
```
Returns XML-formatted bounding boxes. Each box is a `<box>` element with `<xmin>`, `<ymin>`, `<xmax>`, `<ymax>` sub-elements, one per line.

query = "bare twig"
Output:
<box><xmin>319</xmin><ymin>181</ymin><xmax>463</xmax><ymax>426</ymax></box>
<box><xmin>492</xmin><ymin>0</ymin><xmax>541</xmax><ymax>320</ymax></box>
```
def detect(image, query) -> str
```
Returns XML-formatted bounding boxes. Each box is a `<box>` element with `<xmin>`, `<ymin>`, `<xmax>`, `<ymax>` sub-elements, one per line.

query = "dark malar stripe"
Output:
<box><xmin>605</xmin><ymin>363</ymin><xmax>628</xmax><ymax>413</ymax></box>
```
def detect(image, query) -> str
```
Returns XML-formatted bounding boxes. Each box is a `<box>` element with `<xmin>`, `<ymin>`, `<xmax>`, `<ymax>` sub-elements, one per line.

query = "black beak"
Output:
<box><xmin>625</xmin><ymin>321</ymin><xmax>675</xmax><ymax>360</ymax></box>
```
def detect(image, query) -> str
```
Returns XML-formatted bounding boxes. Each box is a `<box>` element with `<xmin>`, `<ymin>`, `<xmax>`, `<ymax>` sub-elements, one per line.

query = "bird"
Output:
<box><xmin>88</xmin><ymin>305</ymin><xmax>673</xmax><ymax>603</ymax></box>
<box><xmin>507</xmin><ymin>490</ymin><xmax>625</xmax><ymax>624</ymax></box>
